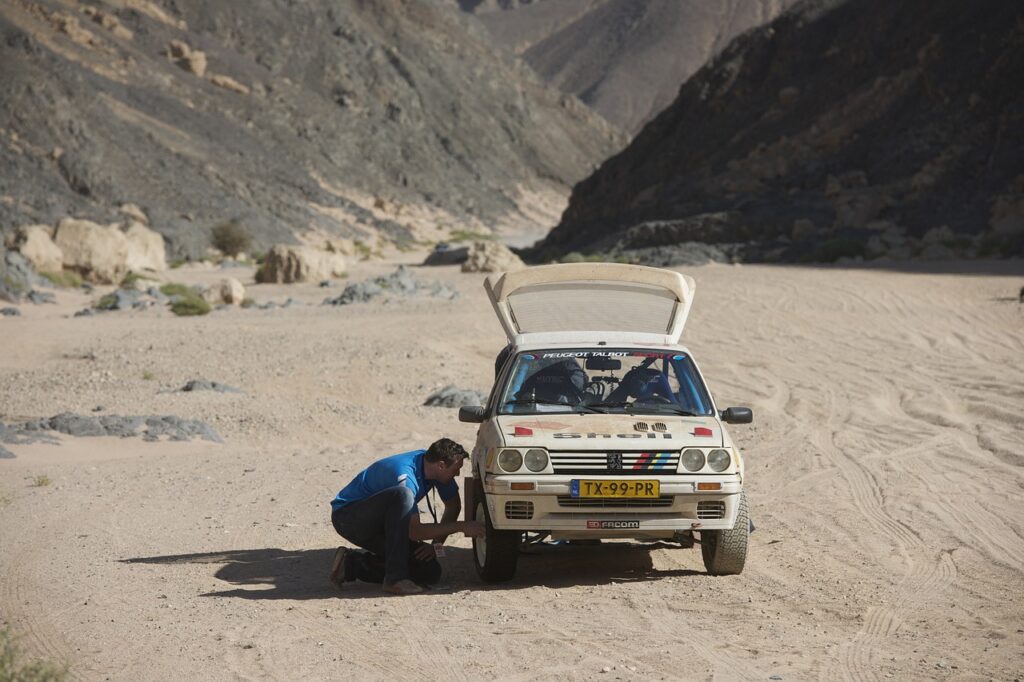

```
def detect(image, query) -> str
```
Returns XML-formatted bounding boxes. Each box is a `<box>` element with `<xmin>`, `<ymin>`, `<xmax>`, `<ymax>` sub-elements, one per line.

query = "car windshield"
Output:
<box><xmin>496</xmin><ymin>349</ymin><xmax>714</xmax><ymax>416</ymax></box>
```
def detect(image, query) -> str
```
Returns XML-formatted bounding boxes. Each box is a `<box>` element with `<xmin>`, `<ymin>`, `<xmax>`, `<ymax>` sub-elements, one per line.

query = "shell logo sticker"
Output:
<box><xmin>692</xmin><ymin>427</ymin><xmax>713</xmax><ymax>437</ymax></box>
<box><xmin>513</xmin><ymin>426</ymin><xmax>533</xmax><ymax>437</ymax></box>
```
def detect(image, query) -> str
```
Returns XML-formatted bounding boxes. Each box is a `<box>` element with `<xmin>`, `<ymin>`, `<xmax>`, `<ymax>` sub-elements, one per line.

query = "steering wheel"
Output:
<box><xmin>584</xmin><ymin>380</ymin><xmax>606</xmax><ymax>399</ymax></box>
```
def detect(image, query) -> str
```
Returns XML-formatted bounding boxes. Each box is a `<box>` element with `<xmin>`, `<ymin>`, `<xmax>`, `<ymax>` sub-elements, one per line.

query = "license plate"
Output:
<box><xmin>570</xmin><ymin>479</ymin><xmax>660</xmax><ymax>498</ymax></box>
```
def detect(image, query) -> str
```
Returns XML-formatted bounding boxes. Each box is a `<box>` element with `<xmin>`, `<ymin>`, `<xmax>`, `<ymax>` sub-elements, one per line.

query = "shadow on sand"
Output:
<box><xmin>122</xmin><ymin>541</ymin><xmax>703</xmax><ymax>600</ymax></box>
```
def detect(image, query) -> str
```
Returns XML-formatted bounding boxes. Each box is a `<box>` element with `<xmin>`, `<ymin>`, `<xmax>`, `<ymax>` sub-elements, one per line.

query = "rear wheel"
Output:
<box><xmin>700</xmin><ymin>493</ymin><xmax>749</xmax><ymax>575</ymax></box>
<box><xmin>472</xmin><ymin>479</ymin><xmax>520</xmax><ymax>582</ymax></box>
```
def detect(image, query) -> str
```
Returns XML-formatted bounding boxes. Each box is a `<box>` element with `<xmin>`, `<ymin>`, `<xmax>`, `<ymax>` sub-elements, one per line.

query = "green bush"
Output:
<box><xmin>448</xmin><ymin>229</ymin><xmax>493</xmax><ymax>243</ymax></box>
<box><xmin>95</xmin><ymin>293</ymin><xmax>118</xmax><ymax>310</ymax></box>
<box><xmin>211</xmin><ymin>220</ymin><xmax>252</xmax><ymax>257</ymax></box>
<box><xmin>807</xmin><ymin>237</ymin><xmax>866</xmax><ymax>263</ymax></box>
<box><xmin>560</xmin><ymin>251</ymin><xmax>606</xmax><ymax>263</ymax></box>
<box><xmin>170</xmin><ymin>293</ymin><xmax>211</xmax><ymax>317</ymax></box>
<box><xmin>40</xmin><ymin>270</ymin><xmax>83</xmax><ymax>289</ymax></box>
<box><xmin>159</xmin><ymin>283</ymin><xmax>192</xmax><ymax>297</ymax></box>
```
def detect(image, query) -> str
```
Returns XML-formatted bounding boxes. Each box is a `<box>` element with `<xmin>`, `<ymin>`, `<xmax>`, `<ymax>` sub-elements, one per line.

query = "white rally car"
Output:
<box><xmin>460</xmin><ymin>263</ymin><xmax>753</xmax><ymax>582</ymax></box>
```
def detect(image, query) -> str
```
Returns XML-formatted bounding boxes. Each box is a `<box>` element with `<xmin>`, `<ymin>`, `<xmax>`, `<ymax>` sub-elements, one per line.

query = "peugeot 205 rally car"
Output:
<box><xmin>460</xmin><ymin>263</ymin><xmax>753</xmax><ymax>582</ymax></box>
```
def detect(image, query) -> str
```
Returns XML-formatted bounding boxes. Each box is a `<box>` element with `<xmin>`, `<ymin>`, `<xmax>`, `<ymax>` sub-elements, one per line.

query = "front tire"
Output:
<box><xmin>472</xmin><ymin>479</ymin><xmax>520</xmax><ymax>582</ymax></box>
<box><xmin>700</xmin><ymin>493</ymin><xmax>749</xmax><ymax>575</ymax></box>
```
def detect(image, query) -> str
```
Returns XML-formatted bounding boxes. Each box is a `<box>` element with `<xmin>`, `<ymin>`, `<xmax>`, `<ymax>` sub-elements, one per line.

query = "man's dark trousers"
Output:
<box><xmin>331</xmin><ymin>485</ymin><xmax>441</xmax><ymax>585</ymax></box>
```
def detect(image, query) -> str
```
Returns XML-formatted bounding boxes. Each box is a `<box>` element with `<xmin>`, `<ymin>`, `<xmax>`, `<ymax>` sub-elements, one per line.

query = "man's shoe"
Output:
<box><xmin>382</xmin><ymin>579</ymin><xmax>423</xmax><ymax>595</ymax></box>
<box><xmin>328</xmin><ymin>547</ymin><xmax>348</xmax><ymax>589</ymax></box>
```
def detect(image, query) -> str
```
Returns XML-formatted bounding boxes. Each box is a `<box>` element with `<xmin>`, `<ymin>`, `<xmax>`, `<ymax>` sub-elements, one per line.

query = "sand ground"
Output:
<box><xmin>1</xmin><ymin>254</ymin><xmax>1023</xmax><ymax>681</ymax></box>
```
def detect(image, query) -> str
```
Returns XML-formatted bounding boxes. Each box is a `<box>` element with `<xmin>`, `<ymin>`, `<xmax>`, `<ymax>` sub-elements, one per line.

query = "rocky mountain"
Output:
<box><xmin>0</xmin><ymin>0</ymin><xmax>623</xmax><ymax>258</ymax></box>
<box><xmin>451</xmin><ymin>0</ymin><xmax>795</xmax><ymax>133</ymax></box>
<box><xmin>533</xmin><ymin>0</ymin><xmax>1024</xmax><ymax>263</ymax></box>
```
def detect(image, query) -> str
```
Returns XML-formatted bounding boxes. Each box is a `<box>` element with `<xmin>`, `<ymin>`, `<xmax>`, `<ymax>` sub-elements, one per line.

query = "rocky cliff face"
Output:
<box><xmin>452</xmin><ymin>0</ymin><xmax>795</xmax><ymax>134</ymax></box>
<box><xmin>535</xmin><ymin>0</ymin><xmax>1024</xmax><ymax>263</ymax></box>
<box><xmin>0</xmin><ymin>0</ymin><xmax>623</xmax><ymax>257</ymax></box>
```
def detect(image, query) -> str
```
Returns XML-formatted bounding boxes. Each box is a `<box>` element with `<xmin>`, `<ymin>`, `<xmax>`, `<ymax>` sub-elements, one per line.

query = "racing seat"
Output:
<box><xmin>517</xmin><ymin>360</ymin><xmax>587</xmax><ymax>405</ymax></box>
<box><xmin>605</xmin><ymin>367</ymin><xmax>676</xmax><ymax>404</ymax></box>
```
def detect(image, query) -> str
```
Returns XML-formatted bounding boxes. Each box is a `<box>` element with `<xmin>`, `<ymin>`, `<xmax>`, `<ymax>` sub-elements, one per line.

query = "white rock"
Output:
<box><xmin>460</xmin><ymin>241</ymin><xmax>525</xmax><ymax>273</ymax></box>
<box><xmin>5</xmin><ymin>225</ymin><xmax>64</xmax><ymax>274</ymax></box>
<box><xmin>124</xmin><ymin>222</ymin><xmax>167</xmax><ymax>273</ymax></box>
<box><xmin>256</xmin><ymin>245</ymin><xmax>346</xmax><ymax>284</ymax></box>
<box><xmin>202</xmin><ymin>277</ymin><xmax>246</xmax><ymax>305</ymax></box>
<box><xmin>54</xmin><ymin>218</ymin><xmax>129</xmax><ymax>284</ymax></box>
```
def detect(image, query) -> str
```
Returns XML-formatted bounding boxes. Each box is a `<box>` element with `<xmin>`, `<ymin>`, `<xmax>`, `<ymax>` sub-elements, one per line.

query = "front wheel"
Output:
<box><xmin>700</xmin><ymin>493</ymin><xmax>749</xmax><ymax>575</ymax></box>
<box><xmin>472</xmin><ymin>480</ymin><xmax>520</xmax><ymax>582</ymax></box>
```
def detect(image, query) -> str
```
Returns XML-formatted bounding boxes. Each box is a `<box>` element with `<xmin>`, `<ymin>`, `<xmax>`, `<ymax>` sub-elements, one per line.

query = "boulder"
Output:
<box><xmin>53</xmin><ymin>218</ymin><xmax>129</xmax><ymax>284</ymax></box>
<box><xmin>423</xmin><ymin>245</ymin><xmax>469</xmax><ymax>266</ymax></box>
<box><xmin>167</xmin><ymin>40</ymin><xmax>207</xmax><ymax>77</ymax></box>
<box><xmin>209</xmin><ymin>74</ymin><xmax>250</xmax><ymax>95</ymax></box>
<box><xmin>5</xmin><ymin>225</ymin><xmax>64</xmax><ymax>274</ymax></box>
<box><xmin>123</xmin><ymin>222</ymin><xmax>167</xmax><ymax>272</ymax></box>
<box><xmin>460</xmin><ymin>241</ymin><xmax>525</xmax><ymax>273</ymax></box>
<box><xmin>119</xmin><ymin>203</ymin><xmax>149</xmax><ymax>224</ymax></box>
<box><xmin>202</xmin><ymin>277</ymin><xmax>245</xmax><ymax>305</ymax></box>
<box><xmin>256</xmin><ymin>245</ymin><xmax>346</xmax><ymax>283</ymax></box>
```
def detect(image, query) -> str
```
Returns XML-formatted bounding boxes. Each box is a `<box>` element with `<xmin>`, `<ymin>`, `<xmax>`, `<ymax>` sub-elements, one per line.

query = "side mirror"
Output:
<box><xmin>720</xmin><ymin>407</ymin><xmax>753</xmax><ymax>424</ymax></box>
<box><xmin>458</xmin><ymin>406</ymin><xmax>487</xmax><ymax>423</ymax></box>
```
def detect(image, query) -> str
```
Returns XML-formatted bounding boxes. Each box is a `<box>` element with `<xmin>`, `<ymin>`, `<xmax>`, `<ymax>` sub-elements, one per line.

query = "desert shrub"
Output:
<box><xmin>159</xmin><ymin>283</ymin><xmax>192</xmax><ymax>297</ymax></box>
<box><xmin>40</xmin><ymin>270</ymin><xmax>83</xmax><ymax>289</ymax></box>
<box><xmin>211</xmin><ymin>220</ymin><xmax>251</xmax><ymax>257</ymax></box>
<box><xmin>96</xmin><ymin>293</ymin><xmax>118</xmax><ymax>310</ymax></box>
<box><xmin>353</xmin><ymin>240</ymin><xmax>373</xmax><ymax>260</ymax></box>
<box><xmin>31</xmin><ymin>475</ymin><xmax>51</xmax><ymax>487</ymax></box>
<box><xmin>448</xmin><ymin>229</ymin><xmax>493</xmax><ymax>243</ymax></box>
<box><xmin>806</xmin><ymin>237</ymin><xmax>866</xmax><ymax>263</ymax></box>
<box><xmin>142</xmin><ymin>370</ymin><xmax>155</xmax><ymax>380</ymax></box>
<box><xmin>120</xmin><ymin>272</ymin><xmax>146</xmax><ymax>288</ymax></box>
<box><xmin>2</xmin><ymin>274</ymin><xmax>24</xmax><ymax>294</ymax></box>
<box><xmin>170</xmin><ymin>292</ymin><xmax>211</xmax><ymax>317</ymax></box>
<box><xmin>240</xmin><ymin>297</ymin><xmax>256</xmax><ymax>309</ymax></box>
<box><xmin>560</xmin><ymin>251</ymin><xmax>606</xmax><ymax>263</ymax></box>
<box><xmin>169</xmin><ymin>258</ymin><xmax>186</xmax><ymax>269</ymax></box>
<box><xmin>0</xmin><ymin>625</ymin><xmax>67</xmax><ymax>681</ymax></box>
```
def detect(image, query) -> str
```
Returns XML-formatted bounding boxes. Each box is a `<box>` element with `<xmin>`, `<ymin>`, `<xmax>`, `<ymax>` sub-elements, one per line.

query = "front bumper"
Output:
<box><xmin>481</xmin><ymin>473</ymin><xmax>743</xmax><ymax>539</ymax></box>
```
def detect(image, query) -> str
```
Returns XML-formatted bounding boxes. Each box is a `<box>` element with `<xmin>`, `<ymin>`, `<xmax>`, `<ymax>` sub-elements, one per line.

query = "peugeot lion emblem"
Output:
<box><xmin>607</xmin><ymin>452</ymin><xmax>623</xmax><ymax>471</ymax></box>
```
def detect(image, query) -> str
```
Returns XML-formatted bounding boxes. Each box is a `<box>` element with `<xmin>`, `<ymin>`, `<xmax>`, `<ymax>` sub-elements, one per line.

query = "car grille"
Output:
<box><xmin>505</xmin><ymin>501</ymin><xmax>534</xmax><ymax>520</ymax></box>
<box><xmin>697</xmin><ymin>501</ymin><xmax>725</xmax><ymax>519</ymax></box>
<box><xmin>557</xmin><ymin>496</ymin><xmax>674</xmax><ymax>509</ymax></box>
<box><xmin>549</xmin><ymin>451</ymin><xmax>679</xmax><ymax>475</ymax></box>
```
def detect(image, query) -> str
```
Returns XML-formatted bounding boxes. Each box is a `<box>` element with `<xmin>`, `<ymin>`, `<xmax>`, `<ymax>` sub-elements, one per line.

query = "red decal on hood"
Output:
<box><xmin>513</xmin><ymin>426</ymin><xmax>533</xmax><ymax>437</ymax></box>
<box><xmin>692</xmin><ymin>427</ymin><xmax>713</xmax><ymax>437</ymax></box>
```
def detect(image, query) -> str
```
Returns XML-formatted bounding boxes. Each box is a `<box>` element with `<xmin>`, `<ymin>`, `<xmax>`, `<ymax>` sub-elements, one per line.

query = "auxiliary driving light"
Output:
<box><xmin>681</xmin><ymin>448</ymin><xmax>706</xmax><ymax>472</ymax></box>
<box><xmin>524</xmin><ymin>448</ymin><xmax>548</xmax><ymax>472</ymax></box>
<box><xmin>498</xmin><ymin>449</ymin><xmax>523</xmax><ymax>472</ymax></box>
<box><xmin>707</xmin><ymin>449</ymin><xmax>731</xmax><ymax>472</ymax></box>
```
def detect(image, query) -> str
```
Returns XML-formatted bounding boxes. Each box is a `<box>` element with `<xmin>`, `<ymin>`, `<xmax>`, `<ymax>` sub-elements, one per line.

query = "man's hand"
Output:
<box><xmin>413</xmin><ymin>543</ymin><xmax>436</xmax><ymax>561</ymax></box>
<box><xmin>460</xmin><ymin>520</ymin><xmax>486</xmax><ymax>538</ymax></box>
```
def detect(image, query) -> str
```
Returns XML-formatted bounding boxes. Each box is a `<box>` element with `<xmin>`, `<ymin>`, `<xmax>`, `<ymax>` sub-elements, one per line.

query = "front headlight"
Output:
<box><xmin>524</xmin><ymin>448</ymin><xmax>548</xmax><ymax>472</ymax></box>
<box><xmin>498</xmin><ymin>449</ymin><xmax>523</xmax><ymax>472</ymax></box>
<box><xmin>707</xmin><ymin>449</ymin><xmax>731</xmax><ymax>472</ymax></box>
<box><xmin>681</xmin><ymin>448</ymin><xmax>705</xmax><ymax>472</ymax></box>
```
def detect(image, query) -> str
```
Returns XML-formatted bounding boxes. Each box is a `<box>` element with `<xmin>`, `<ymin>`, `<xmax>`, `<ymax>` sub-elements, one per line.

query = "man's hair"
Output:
<box><xmin>425</xmin><ymin>438</ymin><xmax>467</xmax><ymax>466</ymax></box>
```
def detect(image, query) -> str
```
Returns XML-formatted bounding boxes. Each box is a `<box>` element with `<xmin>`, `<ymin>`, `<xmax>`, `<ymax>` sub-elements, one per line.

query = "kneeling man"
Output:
<box><xmin>329</xmin><ymin>438</ymin><xmax>484</xmax><ymax>595</ymax></box>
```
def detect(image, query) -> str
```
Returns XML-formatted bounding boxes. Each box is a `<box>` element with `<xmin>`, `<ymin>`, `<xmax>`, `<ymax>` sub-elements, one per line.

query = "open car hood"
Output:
<box><xmin>485</xmin><ymin>263</ymin><xmax>695</xmax><ymax>346</ymax></box>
